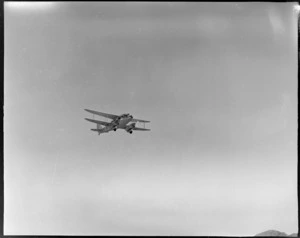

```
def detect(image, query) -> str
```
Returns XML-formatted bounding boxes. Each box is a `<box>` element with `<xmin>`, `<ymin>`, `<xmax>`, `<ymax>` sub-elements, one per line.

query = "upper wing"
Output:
<box><xmin>84</xmin><ymin>109</ymin><xmax>118</xmax><ymax>120</ymax></box>
<box><xmin>131</xmin><ymin>118</ymin><xmax>150</xmax><ymax>123</ymax></box>
<box><xmin>85</xmin><ymin>118</ymin><xmax>110</xmax><ymax>126</ymax></box>
<box><xmin>132</xmin><ymin>127</ymin><xmax>151</xmax><ymax>131</ymax></box>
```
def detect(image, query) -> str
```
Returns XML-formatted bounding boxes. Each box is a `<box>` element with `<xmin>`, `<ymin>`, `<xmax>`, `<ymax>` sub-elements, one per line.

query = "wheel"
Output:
<box><xmin>130</xmin><ymin>131</ymin><xmax>132</xmax><ymax>134</ymax></box>
<box><xmin>114</xmin><ymin>129</ymin><xmax>116</xmax><ymax>131</ymax></box>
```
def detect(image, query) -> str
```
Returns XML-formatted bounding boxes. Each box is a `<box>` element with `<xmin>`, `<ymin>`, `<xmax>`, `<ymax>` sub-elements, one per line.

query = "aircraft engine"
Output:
<box><xmin>126</xmin><ymin>123</ymin><xmax>136</xmax><ymax>133</ymax></box>
<box><xmin>127</xmin><ymin>123</ymin><xmax>135</xmax><ymax>129</ymax></box>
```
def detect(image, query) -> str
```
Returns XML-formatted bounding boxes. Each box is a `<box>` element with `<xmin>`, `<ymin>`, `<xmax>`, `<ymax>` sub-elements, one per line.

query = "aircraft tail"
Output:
<box><xmin>91</xmin><ymin>129</ymin><xmax>100</xmax><ymax>131</ymax></box>
<box><xmin>91</xmin><ymin>128</ymin><xmax>102</xmax><ymax>135</ymax></box>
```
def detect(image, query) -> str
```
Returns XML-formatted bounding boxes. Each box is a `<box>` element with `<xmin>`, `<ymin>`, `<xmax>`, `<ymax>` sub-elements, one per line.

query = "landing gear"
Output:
<box><xmin>114</xmin><ymin>129</ymin><xmax>116</xmax><ymax>131</ymax></box>
<box><xmin>130</xmin><ymin>131</ymin><xmax>132</xmax><ymax>134</ymax></box>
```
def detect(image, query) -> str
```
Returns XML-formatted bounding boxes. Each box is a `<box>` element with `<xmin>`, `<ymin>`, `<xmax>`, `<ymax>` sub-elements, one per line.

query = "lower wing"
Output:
<box><xmin>132</xmin><ymin>127</ymin><xmax>151</xmax><ymax>131</ymax></box>
<box><xmin>85</xmin><ymin>118</ymin><xmax>110</xmax><ymax>126</ymax></box>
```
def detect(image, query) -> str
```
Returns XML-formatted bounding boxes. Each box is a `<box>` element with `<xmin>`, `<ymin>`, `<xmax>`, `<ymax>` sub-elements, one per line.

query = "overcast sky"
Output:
<box><xmin>4</xmin><ymin>2</ymin><xmax>298</xmax><ymax>236</ymax></box>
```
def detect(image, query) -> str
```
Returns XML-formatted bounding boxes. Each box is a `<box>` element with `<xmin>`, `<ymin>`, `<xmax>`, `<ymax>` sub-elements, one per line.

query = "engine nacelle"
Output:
<box><xmin>125</xmin><ymin>123</ymin><xmax>136</xmax><ymax>133</ymax></box>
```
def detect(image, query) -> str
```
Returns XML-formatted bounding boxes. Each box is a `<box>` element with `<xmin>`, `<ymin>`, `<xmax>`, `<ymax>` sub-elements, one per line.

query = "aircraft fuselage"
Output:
<box><xmin>116</xmin><ymin>117</ymin><xmax>133</xmax><ymax>129</ymax></box>
<box><xmin>90</xmin><ymin>116</ymin><xmax>133</xmax><ymax>135</ymax></box>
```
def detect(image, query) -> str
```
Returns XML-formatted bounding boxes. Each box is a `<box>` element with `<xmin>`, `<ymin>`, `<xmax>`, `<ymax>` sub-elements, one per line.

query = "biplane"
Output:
<box><xmin>84</xmin><ymin>109</ymin><xmax>150</xmax><ymax>135</ymax></box>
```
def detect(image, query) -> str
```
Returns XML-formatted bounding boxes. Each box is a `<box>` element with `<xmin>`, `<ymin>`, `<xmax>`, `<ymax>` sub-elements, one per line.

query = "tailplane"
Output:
<box><xmin>91</xmin><ymin>128</ymin><xmax>102</xmax><ymax>135</ymax></box>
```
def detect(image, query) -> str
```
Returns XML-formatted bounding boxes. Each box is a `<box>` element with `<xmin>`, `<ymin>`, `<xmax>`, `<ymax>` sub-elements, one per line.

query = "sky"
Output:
<box><xmin>4</xmin><ymin>2</ymin><xmax>298</xmax><ymax>236</ymax></box>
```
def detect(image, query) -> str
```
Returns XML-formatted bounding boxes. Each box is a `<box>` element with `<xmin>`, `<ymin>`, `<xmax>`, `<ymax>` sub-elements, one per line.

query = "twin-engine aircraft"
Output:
<box><xmin>84</xmin><ymin>109</ymin><xmax>150</xmax><ymax>135</ymax></box>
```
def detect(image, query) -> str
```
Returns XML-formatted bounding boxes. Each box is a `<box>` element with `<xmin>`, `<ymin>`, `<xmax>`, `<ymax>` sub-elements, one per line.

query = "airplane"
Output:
<box><xmin>84</xmin><ymin>109</ymin><xmax>150</xmax><ymax>135</ymax></box>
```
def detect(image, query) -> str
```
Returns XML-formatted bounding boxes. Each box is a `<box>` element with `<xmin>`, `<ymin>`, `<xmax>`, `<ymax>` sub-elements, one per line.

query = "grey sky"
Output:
<box><xmin>4</xmin><ymin>2</ymin><xmax>298</xmax><ymax>236</ymax></box>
